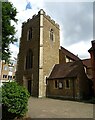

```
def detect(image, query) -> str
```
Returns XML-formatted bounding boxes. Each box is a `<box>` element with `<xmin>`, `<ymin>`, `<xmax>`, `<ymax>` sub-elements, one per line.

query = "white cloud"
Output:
<box><xmin>9</xmin><ymin>43</ymin><xmax>19</xmax><ymax>60</ymax></box>
<box><xmin>9</xmin><ymin>0</ymin><xmax>45</xmax><ymax>60</ymax></box>
<box><xmin>44</xmin><ymin>0</ymin><xmax>94</xmax><ymax>2</ymax></box>
<box><xmin>8</xmin><ymin>0</ymin><xmax>93</xmax><ymax>60</ymax></box>
<box><xmin>44</xmin><ymin>2</ymin><xmax>93</xmax><ymax>59</ymax></box>
<box><xmin>65</xmin><ymin>41</ymin><xmax>91</xmax><ymax>59</ymax></box>
<box><xmin>9</xmin><ymin>0</ymin><xmax>45</xmax><ymax>39</ymax></box>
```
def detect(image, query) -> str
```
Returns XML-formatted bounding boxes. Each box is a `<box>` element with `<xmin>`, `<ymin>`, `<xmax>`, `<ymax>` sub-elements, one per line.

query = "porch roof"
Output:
<box><xmin>47</xmin><ymin>61</ymin><xmax>83</xmax><ymax>80</ymax></box>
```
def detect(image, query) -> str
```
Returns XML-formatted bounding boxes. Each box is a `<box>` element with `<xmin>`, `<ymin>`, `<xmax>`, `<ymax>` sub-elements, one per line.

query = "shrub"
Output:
<box><xmin>2</xmin><ymin>81</ymin><xmax>30</xmax><ymax>119</ymax></box>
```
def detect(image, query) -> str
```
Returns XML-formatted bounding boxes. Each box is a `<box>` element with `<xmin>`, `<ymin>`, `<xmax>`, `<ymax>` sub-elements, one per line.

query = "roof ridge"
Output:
<box><xmin>60</xmin><ymin>46</ymin><xmax>80</xmax><ymax>60</ymax></box>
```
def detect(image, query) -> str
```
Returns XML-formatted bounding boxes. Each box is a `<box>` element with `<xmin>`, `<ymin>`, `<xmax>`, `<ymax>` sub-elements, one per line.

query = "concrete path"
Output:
<box><xmin>28</xmin><ymin>97</ymin><xmax>93</xmax><ymax>118</ymax></box>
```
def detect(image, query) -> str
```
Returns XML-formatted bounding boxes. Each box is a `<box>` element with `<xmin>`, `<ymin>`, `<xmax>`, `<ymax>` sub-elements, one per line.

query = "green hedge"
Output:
<box><xmin>2</xmin><ymin>82</ymin><xmax>30</xmax><ymax>119</ymax></box>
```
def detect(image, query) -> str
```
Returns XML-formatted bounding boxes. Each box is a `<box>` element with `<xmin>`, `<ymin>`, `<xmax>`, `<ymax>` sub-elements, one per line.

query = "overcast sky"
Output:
<box><xmin>8</xmin><ymin>0</ymin><xmax>94</xmax><ymax>60</ymax></box>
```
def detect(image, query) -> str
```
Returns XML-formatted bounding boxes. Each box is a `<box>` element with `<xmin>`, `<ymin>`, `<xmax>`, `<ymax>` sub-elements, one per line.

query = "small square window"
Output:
<box><xmin>59</xmin><ymin>82</ymin><xmax>63</xmax><ymax>89</ymax></box>
<box><xmin>9</xmin><ymin>67</ymin><xmax>13</xmax><ymax>72</ymax></box>
<box><xmin>3</xmin><ymin>66</ymin><xmax>8</xmax><ymax>71</ymax></box>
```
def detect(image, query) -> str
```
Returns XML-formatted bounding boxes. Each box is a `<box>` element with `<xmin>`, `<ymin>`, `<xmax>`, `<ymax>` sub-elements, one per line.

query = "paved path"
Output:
<box><xmin>28</xmin><ymin>97</ymin><xmax>93</xmax><ymax>118</ymax></box>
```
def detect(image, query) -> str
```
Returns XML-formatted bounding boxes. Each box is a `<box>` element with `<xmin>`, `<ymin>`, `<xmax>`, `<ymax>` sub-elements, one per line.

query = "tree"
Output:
<box><xmin>2</xmin><ymin>82</ymin><xmax>30</xmax><ymax>119</ymax></box>
<box><xmin>2</xmin><ymin>2</ymin><xmax>18</xmax><ymax>62</ymax></box>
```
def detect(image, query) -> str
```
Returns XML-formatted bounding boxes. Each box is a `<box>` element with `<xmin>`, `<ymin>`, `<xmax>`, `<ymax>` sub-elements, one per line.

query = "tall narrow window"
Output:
<box><xmin>8</xmin><ymin>75</ymin><xmax>12</xmax><ymax>80</ymax></box>
<box><xmin>26</xmin><ymin>49</ymin><xmax>33</xmax><ymax>69</ymax></box>
<box><xmin>3</xmin><ymin>66</ymin><xmax>8</xmax><ymax>71</ymax></box>
<box><xmin>3</xmin><ymin>75</ymin><xmax>7</xmax><ymax>78</ymax></box>
<box><xmin>50</xmin><ymin>29</ymin><xmax>54</xmax><ymax>41</ymax></box>
<box><xmin>27</xmin><ymin>28</ymin><xmax>32</xmax><ymax>41</ymax></box>
<box><xmin>54</xmin><ymin>80</ymin><xmax>58</xmax><ymax>89</ymax></box>
<box><xmin>65</xmin><ymin>80</ymin><xmax>70</xmax><ymax>88</ymax></box>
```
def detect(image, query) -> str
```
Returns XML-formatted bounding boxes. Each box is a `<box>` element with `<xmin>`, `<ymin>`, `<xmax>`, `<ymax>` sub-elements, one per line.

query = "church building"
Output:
<box><xmin>16</xmin><ymin>9</ymin><xmax>60</xmax><ymax>97</ymax></box>
<box><xmin>16</xmin><ymin>9</ymin><xmax>91</xmax><ymax>99</ymax></box>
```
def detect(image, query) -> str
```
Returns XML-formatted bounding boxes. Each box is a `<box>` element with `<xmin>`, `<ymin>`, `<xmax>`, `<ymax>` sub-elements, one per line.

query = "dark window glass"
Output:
<box><xmin>50</xmin><ymin>29</ymin><xmax>53</xmax><ymax>41</ymax></box>
<box><xmin>55</xmin><ymin>80</ymin><xmax>58</xmax><ymax>88</ymax></box>
<box><xmin>26</xmin><ymin>49</ymin><xmax>33</xmax><ymax>69</ymax></box>
<box><xmin>27</xmin><ymin>28</ymin><xmax>32</xmax><ymax>41</ymax></box>
<box><xmin>66</xmin><ymin>80</ymin><xmax>70</xmax><ymax>88</ymax></box>
<box><xmin>8</xmin><ymin>76</ymin><xmax>12</xmax><ymax>80</ymax></box>
<box><xmin>3</xmin><ymin>75</ymin><xmax>7</xmax><ymax>78</ymax></box>
<box><xmin>13</xmin><ymin>76</ymin><xmax>15</xmax><ymax>79</ymax></box>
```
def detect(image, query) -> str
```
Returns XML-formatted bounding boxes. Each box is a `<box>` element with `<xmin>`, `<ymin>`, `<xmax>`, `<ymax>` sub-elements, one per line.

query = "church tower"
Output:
<box><xmin>16</xmin><ymin>9</ymin><xmax>60</xmax><ymax>97</ymax></box>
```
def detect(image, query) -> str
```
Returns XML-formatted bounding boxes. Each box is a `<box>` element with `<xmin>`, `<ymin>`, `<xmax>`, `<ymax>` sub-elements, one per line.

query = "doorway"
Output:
<box><xmin>28</xmin><ymin>80</ymin><xmax>32</xmax><ymax>95</ymax></box>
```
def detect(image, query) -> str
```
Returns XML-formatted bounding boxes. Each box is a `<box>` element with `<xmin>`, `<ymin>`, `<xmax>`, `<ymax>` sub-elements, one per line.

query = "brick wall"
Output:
<box><xmin>46</xmin><ymin>78</ymin><xmax>79</xmax><ymax>99</ymax></box>
<box><xmin>59</xmin><ymin>49</ymin><xmax>66</xmax><ymax>64</ymax></box>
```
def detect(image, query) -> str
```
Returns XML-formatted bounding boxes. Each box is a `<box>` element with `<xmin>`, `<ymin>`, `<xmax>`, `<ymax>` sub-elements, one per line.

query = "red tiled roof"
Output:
<box><xmin>60</xmin><ymin>46</ymin><xmax>80</xmax><ymax>61</ymax></box>
<box><xmin>47</xmin><ymin>61</ymin><xmax>84</xmax><ymax>80</ymax></box>
<box><xmin>82</xmin><ymin>59</ymin><xmax>91</xmax><ymax>68</ymax></box>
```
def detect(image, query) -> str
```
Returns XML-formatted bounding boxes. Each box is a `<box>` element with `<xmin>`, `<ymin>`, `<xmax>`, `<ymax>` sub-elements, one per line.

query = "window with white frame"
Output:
<box><xmin>59</xmin><ymin>82</ymin><xmax>63</xmax><ymax>89</ymax></box>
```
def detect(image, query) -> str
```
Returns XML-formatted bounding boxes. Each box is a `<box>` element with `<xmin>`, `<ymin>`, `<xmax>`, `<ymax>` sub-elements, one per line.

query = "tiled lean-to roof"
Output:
<box><xmin>47</xmin><ymin>61</ymin><xmax>84</xmax><ymax>80</ymax></box>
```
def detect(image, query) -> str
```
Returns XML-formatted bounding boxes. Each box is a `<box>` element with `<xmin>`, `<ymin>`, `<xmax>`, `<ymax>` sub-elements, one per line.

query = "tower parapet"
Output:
<box><xmin>22</xmin><ymin>9</ymin><xmax>60</xmax><ymax>29</ymax></box>
<box><xmin>38</xmin><ymin>9</ymin><xmax>59</xmax><ymax>29</ymax></box>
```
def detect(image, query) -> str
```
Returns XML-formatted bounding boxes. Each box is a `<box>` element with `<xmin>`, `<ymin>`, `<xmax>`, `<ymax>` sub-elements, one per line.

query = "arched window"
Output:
<box><xmin>50</xmin><ymin>29</ymin><xmax>54</xmax><ymax>41</ymax></box>
<box><xmin>26</xmin><ymin>49</ymin><xmax>33</xmax><ymax>69</ymax></box>
<box><xmin>27</xmin><ymin>28</ymin><xmax>32</xmax><ymax>41</ymax></box>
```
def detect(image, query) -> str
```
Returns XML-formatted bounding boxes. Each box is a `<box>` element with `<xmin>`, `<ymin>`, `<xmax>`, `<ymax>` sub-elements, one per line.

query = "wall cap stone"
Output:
<box><xmin>22</xmin><ymin>9</ymin><xmax>60</xmax><ymax>29</ymax></box>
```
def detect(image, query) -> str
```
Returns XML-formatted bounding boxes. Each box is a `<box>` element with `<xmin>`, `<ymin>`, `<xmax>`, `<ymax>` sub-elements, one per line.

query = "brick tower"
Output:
<box><xmin>16</xmin><ymin>9</ymin><xmax>60</xmax><ymax>97</ymax></box>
